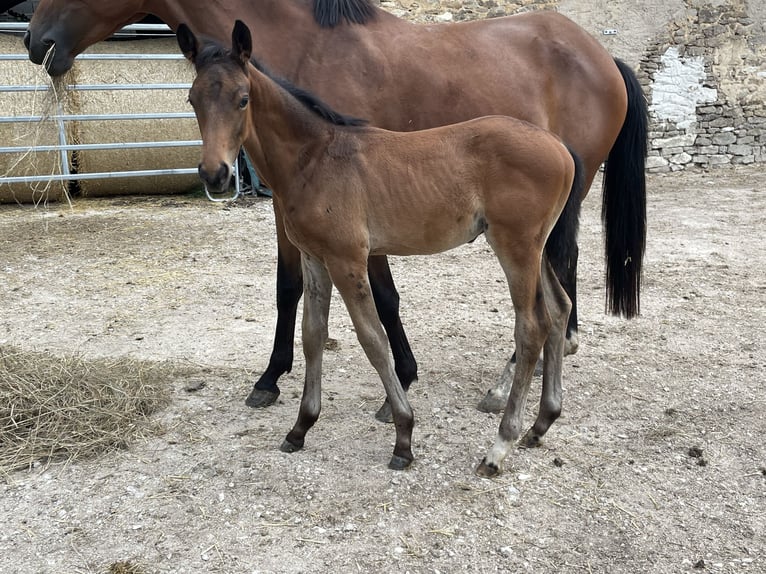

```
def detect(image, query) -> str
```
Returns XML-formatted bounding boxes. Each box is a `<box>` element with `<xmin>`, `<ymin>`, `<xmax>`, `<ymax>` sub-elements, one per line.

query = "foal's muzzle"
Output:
<box><xmin>198</xmin><ymin>161</ymin><xmax>232</xmax><ymax>193</ymax></box>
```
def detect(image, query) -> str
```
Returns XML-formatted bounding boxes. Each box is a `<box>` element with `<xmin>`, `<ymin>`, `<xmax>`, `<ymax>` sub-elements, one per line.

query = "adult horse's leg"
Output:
<box><xmin>246</xmin><ymin>204</ymin><xmax>303</xmax><ymax>408</ymax></box>
<box><xmin>280</xmin><ymin>255</ymin><xmax>332</xmax><ymax>453</ymax></box>
<box><xmin>519</xmin><ymin>258</ymin><xmax>572</xmax><ymax>448</ymax></box>
<box><xmin>368</xmin><ymin>255</ymin><xmax>418</xmax><ymax>423</ymax></box>
<box><xmin>540</xmin><ymin>147</ymin><xmax>585</xmax><ymax>359</ymax></box>
<box><xmin>329</xmin><ymin>257</ymin><xmax>415</xmax><ymax>469</ymax></box>
<box><xmin>476</xmin><ymin>245</ymin><xmax>550</xmax><ymax>477</ymax></box>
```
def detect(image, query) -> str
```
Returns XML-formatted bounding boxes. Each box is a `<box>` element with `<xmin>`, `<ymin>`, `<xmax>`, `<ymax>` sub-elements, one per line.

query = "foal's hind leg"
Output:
<box><xmin>281</xmin><ymin>255</ymin><xmax>332</xmax><ymax>453</ymax></box>
<box><xmin>368</xmin><ymin>255</ymin><xmax>418</xmax><ymax>423</ymax></box>
<box><xmin>328</xmin><ymin>257</ymin><xmax>415</xmax><ymax>469</ymax></box>
<box><xmin>520</xmin><ymin>258</ymin><xmax>572</xmax><ymax>448</ymax></box>
<box><xmin>476</xmin><ymin>246</ymin><xmax>550</xmax><ymax>477</ymax></box>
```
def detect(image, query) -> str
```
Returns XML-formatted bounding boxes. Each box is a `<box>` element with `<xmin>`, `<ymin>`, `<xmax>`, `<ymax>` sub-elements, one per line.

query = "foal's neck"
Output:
<box><xmin>244</xmin><ymin>64</ymin><xmax>338</xmax><ymax>191</ymax></box>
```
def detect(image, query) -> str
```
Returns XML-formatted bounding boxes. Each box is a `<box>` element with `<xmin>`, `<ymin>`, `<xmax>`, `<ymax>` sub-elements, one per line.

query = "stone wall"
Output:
<box><xmin>380</xmin><ymin>0</ymin><xmax>766</xmax><ymax>171</ymax></box>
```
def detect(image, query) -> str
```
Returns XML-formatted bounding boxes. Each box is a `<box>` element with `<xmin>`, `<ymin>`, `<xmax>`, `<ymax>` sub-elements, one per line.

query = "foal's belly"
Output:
<box><xmin>368</xmin><ymin>210</ymin><xmax>488</xmax><ymax>257</ymax></box>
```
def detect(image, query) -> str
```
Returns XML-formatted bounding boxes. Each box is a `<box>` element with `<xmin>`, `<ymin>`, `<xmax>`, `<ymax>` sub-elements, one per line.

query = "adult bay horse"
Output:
<box><xmin>25</xmin><ymin>0</ymin><xmax>647</xmax><ymax>417</ymax></box>
<box><xmin>179</xmin><ymin>20</ymin><xmax>587</xmax><ymax>475</ymax></box>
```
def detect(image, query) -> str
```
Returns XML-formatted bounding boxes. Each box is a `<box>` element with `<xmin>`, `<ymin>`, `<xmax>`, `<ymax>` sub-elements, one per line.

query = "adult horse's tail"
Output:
<box><xmin>602</xmin><ymin>58</ymin><xmax>648</xmax><ymax>318</ymax></box>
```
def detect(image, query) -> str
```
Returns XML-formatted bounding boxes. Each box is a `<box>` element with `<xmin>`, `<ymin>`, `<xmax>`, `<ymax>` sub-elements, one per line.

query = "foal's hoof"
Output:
<box><xmin>280</xmin><ymin>437</ymin><xmax>304</xmax><ymax>453</ymax></box>
<box><xmin>519</xmin><ymin>431</ymin><xmax>543</xmax><ymax>449</ymax></box>
<box><xmin>388</xmin><ymin>454</ymin><xmax>413</xmax><ymax>470</ymax></box>
<box><xmin>475</xmin><ymin>458</ymin><xmax>501</xmax><ymax>478</ymax></box>
<box><xmin>245</xmin><ymin>387</ymin><xmax>280</xmax><ymax>409</ymax></box>
<box><xmin>374</xmin><ymin>399</ymin><xmax>394</xmax><ymax>423</ymax></box>
<box><xmin>477</xmin><ymin>390</ymin><xmax>507</xmax><ymax>414</ymax></box>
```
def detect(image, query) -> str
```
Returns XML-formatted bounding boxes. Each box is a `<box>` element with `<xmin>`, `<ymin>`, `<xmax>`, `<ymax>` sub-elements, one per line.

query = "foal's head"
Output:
<box><xmin>177</xmin><ymin>21</ymin><xmax>253</xmax><ymax>193</ymax></box>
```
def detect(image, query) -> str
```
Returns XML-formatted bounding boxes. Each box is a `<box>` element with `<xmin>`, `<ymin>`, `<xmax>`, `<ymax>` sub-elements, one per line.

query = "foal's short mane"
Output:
<box><xmin>313</xmin><ymin>0</ymin><xmax>377</xmax><ymax>28</ymax></box>
<box><xmin>194</xmin><ymin>42</ymin><xmax>367</xmax><ymax>127</ymax></box>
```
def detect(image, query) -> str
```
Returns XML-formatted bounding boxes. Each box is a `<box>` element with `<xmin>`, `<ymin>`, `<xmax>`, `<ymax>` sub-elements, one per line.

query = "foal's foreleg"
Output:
<box><xmin>281</xmin><ymin>255</ymin><xmax>332</xmax><ymax>453</ymax></box>
<box><xmin>520</xmin><ymin>258</ymin><xmax>572</xmax><ymax>448</ymax></box>
<box><xmin>330</xmin><ymin>259</ymin><xmax>415</xmax><ymax>469</ymax></box>
<box><xmin>247</xmin><ymin>207</ymin><xmax>303</xmax><ymax>408</ymax></box>
<box><xmin>368</xmin><ymin>255</ymin><xmax>418</xmax><ymax>423</ymax></box>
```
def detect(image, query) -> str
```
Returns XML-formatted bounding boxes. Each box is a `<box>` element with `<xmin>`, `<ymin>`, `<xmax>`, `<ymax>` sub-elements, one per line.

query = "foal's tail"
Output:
<box><xmin>545</xmin><ymin>146</ymin><xmax>584</xmax><ymax>290</ymax></box>
<box><xmin>602</xmin><ymin>58</ymin><xmax>648</xmax><ymax>318</ymax></box>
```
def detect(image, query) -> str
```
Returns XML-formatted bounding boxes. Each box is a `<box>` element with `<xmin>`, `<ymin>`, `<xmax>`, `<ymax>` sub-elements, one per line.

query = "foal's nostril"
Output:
<box><xmin>216</xmin><ymin>162</ymin><xmax>230</xmax><ymax>186</ymax></box>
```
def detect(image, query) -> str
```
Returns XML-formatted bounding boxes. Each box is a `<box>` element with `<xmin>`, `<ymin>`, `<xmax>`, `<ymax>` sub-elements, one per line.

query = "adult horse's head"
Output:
<box><xmin>24</xmin><ymin>0</ymin><xmax>146</xmax><ymax>76</ymax></box>
<box><xmin>177</xmin><ymin>21</ymin><xmax>252</xmax><ymax>194</ymax></box>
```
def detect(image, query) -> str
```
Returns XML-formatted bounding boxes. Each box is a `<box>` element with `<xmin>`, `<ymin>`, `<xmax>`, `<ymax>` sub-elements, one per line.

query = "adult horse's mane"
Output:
<box><xmin>313</xmin><ymin>0</ymin><xmax>377</xmax><ymax>27</ymax></box>
<box><xmin>193</xmin><ymin>41</ymin><xmax>367</xmax><ymax>127</ymax></box>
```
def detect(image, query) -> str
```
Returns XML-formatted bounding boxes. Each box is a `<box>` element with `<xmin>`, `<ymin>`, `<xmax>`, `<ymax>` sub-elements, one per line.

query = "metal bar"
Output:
<box><xmin>0</xmin><ymin>23</ymin><xmax>173</xmax><ymax>33</ymax></box>
<box><xmin>0</xmin><ymin>140</ymin><xmax>202</xmax><ymax>154</ymax></box>
<box><xmin>0</xmin><ymin>168</ymin><xmax>199</xmax><ymax>185</ymax></box>
<box><xmin>0</xmin><ymin>112</ymin><xmax>195</xmax><ymax>123</ymax></box>
<box><xmin>0</xmin><ymin>83</ymin><xmax>191</xmax><ymax>92</ymax></box>
<box><xmin>0</xmin><ymin>54</ymin><xmax>186</xmax><ymax>62</ymax></box>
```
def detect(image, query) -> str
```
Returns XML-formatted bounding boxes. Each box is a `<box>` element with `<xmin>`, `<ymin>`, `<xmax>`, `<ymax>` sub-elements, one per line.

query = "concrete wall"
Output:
<box><xmin>382</xmin><ymin>0</ymin><xmax>766</xmax><ymax>171</ymax></box>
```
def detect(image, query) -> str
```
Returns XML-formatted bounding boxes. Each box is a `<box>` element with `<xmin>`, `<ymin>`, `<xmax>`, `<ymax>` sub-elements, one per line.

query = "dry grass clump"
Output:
<box><xmin>107</xmin><ymin>561</ymin><xmax>148</xmax><ymax>574</ymax></box>
<box><xmin>0</xmin><ymin>346</ymin><xmax>172</xmax><ymax>477</ymax></box>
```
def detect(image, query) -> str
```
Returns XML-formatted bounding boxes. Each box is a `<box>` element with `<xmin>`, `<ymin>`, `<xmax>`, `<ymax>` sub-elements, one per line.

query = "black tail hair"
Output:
<box><xmin>601</xmin><ymin>58</ymin><xmax>648</xmax><ymax>318</ymax></box>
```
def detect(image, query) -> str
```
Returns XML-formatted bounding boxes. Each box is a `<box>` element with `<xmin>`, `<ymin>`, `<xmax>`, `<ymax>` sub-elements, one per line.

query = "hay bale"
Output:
<box><xmin>0</xmin><ymin>33</ymin><xmax>68</xmax><ymax>204</ymax></box>
<box><xmin>71</xmin><ymin>38</ymin><xmax>201</xmax><ymax>197</ymax></box>
<box><xmin>0</xmin><ymin>345</ymin><xmax>172</xmax><ymax>476</ymax></box>
<box><xmin>0</xmin><ymin>34</ymin><xmax>201</xmax><ymax>203</ymax></box>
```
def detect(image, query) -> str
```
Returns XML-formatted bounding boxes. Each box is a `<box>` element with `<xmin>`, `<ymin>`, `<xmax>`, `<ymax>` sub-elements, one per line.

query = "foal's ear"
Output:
<box><xmin>176</xmin><ymin>23</ymin><xmax>198</xmax><ymax>63</ymax></box>
<box><xmin>231</xmin><ymin>20</ymin><xmax>252</xmax><ymax>66</ymax></box>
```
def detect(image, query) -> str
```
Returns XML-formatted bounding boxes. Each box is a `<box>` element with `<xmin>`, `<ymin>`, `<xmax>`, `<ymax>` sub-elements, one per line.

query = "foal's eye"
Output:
<box><xmin>238</xmin><ymin>95</ymin><xmax>249</xmax><ymax>109</ymax></box>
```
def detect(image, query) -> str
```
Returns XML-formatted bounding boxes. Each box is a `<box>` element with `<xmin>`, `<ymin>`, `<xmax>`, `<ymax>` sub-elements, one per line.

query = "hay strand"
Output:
<box><xmin>0</xmin><ymin>346</ymin><xmax>172</xmax><ymax>477</ymax></box>
<box><xmin>0</xmin><ymin>34</ymin><xmax>73</xmax><ymax>204</ymax></box>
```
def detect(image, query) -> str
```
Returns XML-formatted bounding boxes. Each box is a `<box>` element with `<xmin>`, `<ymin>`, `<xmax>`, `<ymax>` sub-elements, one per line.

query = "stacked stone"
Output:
<box><xmin>380</xmin><ymin>0</ymin><xmax>556</xmax><ymax>22</ymax></box>
<box><xmin>380</xmin><ymin>0</ymin><xmax>766</xmax><ymax>172</ymax></box>
<box><xmin>639</xmin><ymin>1</ymin><xmax>766</xmax><ymax>172</ymax></box>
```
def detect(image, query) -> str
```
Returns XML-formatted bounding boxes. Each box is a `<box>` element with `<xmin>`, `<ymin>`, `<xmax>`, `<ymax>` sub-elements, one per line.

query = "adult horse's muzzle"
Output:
<box><xmin>24</xmin><ymin>26</ymin><xmax>75</xmax><ymax>77</ymax></box>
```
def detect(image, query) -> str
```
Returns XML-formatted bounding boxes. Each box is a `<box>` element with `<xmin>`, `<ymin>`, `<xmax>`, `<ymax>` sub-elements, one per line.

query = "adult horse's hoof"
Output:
<box><xmin>388</xmin><ymin>454</ymin><xmax>413</xmax><ymax>470</ymax></box>
<box><xmin>475</xmin><ymin>458</ymin><xmax>501</xmax><ymax>478</ymax></box>
<box><xmin>374</xmin><ymin>399</ymin><xmax>394</xmax><ymax>423</ymax></box>
<box><xmin>245</xmin><ymin>387</ymin><xmax>280</xmax><ymax>408</ymax></box>
<box><xmin>280</xmin><ymin>437</ymin><xmax>303</xmax><ymax>453</ymax></box>
<box><xmin>564</xmin><ymin>331</ymin><xmax>580</xmax><ymax>356</ymax></box>
<box><xmin>477</xmin><ymin>390</ymin><xmax>507</xmax><ymax>414</ymax></box>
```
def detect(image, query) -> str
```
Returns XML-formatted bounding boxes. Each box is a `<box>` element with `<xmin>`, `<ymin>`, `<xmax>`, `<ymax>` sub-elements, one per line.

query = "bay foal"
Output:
<box><xmin>178</xmin><ymin>21</ymin><xmax>584</xmax><ymax>475</ymax></box>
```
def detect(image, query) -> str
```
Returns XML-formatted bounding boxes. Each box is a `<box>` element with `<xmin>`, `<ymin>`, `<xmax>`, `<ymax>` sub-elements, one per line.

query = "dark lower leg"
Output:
<box><xmin>560</xmin><ymin>246</ymin><xmax>579</xmax><ymax>354</ymax></box>
<box><xmin>368</xmin><ymin>256</ymin><xmax>418</xmax><ymax>390</ymax></box>
<box><xmin>522</xmin><ymin>261</ymin><xmax>570</xmax><ymax>447</ymax></box>
<box><xmin>246</xmin><ymin>251</ymin><xmax>303</xmax><ymax>407</ymax></box>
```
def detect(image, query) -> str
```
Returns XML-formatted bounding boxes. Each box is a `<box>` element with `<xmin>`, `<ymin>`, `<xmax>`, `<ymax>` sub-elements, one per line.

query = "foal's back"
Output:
<box><xmin>286</xmin><ymin>116</ymin><xmax>575</xmax><ymax>259</ymax></box>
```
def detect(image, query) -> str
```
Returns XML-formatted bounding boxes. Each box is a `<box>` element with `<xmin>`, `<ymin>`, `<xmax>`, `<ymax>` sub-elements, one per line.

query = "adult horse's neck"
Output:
<box><xmin>148</xmin><ymin>0</ymin><xmax>394</xmax><ymax>77</ymax></box>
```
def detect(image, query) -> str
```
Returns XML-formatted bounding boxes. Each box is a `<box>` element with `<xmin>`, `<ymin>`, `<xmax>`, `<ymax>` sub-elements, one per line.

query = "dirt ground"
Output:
<box><xmin>0</xmin><ymin>166</ymin><xmax>764</xmax><ymax>573</ymax></box>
